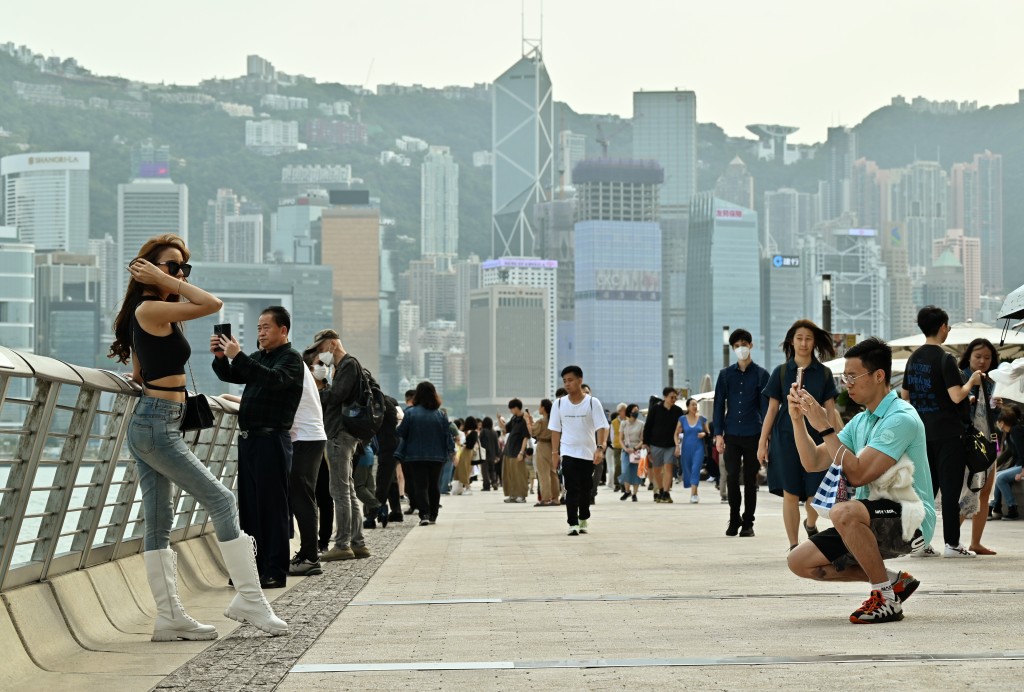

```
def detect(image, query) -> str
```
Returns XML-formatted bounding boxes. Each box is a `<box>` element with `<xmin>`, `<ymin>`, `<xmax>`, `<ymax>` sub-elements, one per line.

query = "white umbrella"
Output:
<box><xmin>886</xmin><ymin>321</ymin><xmax>1024</xmax><ymax>360</ymax></box>
<box><xmin>821</xmin><ymin>357</ymin><xmax>909</xmax><ymax>389</ymax></box>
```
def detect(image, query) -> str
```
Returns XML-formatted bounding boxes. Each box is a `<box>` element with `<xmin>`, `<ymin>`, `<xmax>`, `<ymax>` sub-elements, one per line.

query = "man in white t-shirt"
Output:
<box><xmin>549</xmin><ymin>365</ymin><xmax>610</xmax><ymax>536</ymax></box>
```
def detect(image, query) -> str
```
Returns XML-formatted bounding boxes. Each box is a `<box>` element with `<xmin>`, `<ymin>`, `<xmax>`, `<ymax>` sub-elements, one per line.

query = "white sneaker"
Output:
<box><xmin>579</xmin><ymin>520</ymin><xmax>589</xmax><ymax>534</ymax></box>
<box><xmin>690</xmin><ymin>495</ymin><xmax>699</xmax><ymax>504</ymax></box>
<box><xmin>567</xmin><ymin>525</ymin><xmax>579</xmax><ymax>536</ymax></box>
<box><xmin>910</xmin><ymin>543</ymin><xmax>939</xmax><ymax>558</ymax></box>
<box><xmin>943</xmin><ymin>543</ymin><xmax>976</xmax><ymax>558</ymax></box>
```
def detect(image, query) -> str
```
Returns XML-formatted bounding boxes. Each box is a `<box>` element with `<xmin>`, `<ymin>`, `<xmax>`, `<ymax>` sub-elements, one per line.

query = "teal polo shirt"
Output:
<box><xmin>837</xmin><ymin>389</ymin><xmax>936</xmax><ymax>544</ymax></box>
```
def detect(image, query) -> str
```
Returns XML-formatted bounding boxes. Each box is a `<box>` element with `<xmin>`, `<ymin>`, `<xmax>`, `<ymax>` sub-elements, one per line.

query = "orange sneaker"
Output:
<box><xmin>850</xmin><ymin>590</ymin><xmax>903</xmax><ymax>624</ymax></box>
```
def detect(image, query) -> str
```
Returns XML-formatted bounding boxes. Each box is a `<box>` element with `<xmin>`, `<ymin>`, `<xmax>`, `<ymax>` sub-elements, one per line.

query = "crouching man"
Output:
<box><xmin>786</xmin><ymin>337</ymin><xmax>936</xmax><ymax>624</ymax></box>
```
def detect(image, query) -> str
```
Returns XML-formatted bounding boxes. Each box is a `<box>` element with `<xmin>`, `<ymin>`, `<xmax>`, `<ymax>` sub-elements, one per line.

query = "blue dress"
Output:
<box><xmin>679</xmin><ymin>415</ymin><xmax>706</xmax><ymax>488</ymax></box>
<box><xmin>763</xmin><ymin>359</ymin><xmax>838</xmax><ymax>499</ymax></box>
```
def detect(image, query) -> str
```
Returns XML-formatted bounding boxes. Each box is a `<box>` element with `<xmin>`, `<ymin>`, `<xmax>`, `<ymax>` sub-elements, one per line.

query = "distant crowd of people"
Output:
<box><xmin>113</xmin><ymin>234</ymin><xmax>1024</xmax><ymax>636</ymax></box>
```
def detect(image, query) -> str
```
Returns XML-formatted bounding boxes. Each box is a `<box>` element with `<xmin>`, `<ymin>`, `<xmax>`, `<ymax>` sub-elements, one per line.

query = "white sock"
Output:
<box><xmin>872</xmin><ymin>581</ymin><xmax>895</xmax><ymax>600</ymax></box>
<box><xmin>885</xmin><ymin>568</ymin><xmax>899</xmax><ymax>584</ymax></box>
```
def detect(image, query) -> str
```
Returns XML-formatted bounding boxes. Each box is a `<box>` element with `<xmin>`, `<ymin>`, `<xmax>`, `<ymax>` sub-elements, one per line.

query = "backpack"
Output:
<box><xmin>341</xmin><ymin>357</ymin><xmax>387</xmax><ymax>443</ymax></box>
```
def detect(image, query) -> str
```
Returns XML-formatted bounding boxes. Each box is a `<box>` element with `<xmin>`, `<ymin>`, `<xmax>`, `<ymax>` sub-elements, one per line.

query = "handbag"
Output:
<box><xmin>180</xmin><ymin>362</ymin><xmax>215</xmax><ymax>432</ymax></box>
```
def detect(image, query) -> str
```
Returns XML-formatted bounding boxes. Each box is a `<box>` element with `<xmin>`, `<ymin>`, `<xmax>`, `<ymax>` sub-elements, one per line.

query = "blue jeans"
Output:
<box><xmin>993</xmin><ymin>465</ymin><xmax>1022</xmax><ymax>509</ymax></box>
<box><xmin>440</xmin><ymin>455</ymin><xmax>455</xmax><ymax>494</ymax></box>
<box><xmin>127</xmin><ymin>396</ymin><xmax>239</xmax><ymax>551</ymax></box>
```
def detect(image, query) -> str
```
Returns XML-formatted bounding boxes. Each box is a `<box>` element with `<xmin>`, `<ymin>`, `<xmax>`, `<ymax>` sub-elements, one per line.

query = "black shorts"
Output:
<box><xmin>809</xmin><ymin>499</ymin><xmax>924</xmax><ymax>570</ymax></box>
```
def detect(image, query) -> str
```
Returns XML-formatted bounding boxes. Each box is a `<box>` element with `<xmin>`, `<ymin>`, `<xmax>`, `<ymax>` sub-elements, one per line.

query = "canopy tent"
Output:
<box><xmin>886</xmin><ymin>321</ymin><xmax>1024</xmax><ymax>360</ymax></box>
<box><xmin>822</xmin><ymin>357</ymin><xmax>909</xmax><ymax>389</ymax></box>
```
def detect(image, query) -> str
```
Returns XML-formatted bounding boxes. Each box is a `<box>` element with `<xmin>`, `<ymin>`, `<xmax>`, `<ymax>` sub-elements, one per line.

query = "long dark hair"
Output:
<box><xmin>108</xmin><ymin>234</ymin><xmax>190</xmax><ymax>364</ymax></box>
<box><xmin>781</xmin><ymin>319</ymin><xmax>836</xmax><ymax>362</ymax></box>
<box><xmin>412</xmin><ymin>381</ymin><xmax>442</xmax><ymax>410</ymax></box>
<box><xmin>958</xmin><ymin>338</ymin><xmax>999</xmax><ymax>372</ymax></box>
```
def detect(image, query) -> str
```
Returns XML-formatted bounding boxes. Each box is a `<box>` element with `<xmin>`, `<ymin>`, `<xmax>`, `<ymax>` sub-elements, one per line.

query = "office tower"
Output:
<box><xmin>453</xmin><ymin>254</ymin><xmax>482</xmax><ymax>333</ymax></box>
<box><xmin>400</xmin><ymin>256</ymin><xmax>456</xmax><ymax>325</ymax></box>
<box><xmin>87</xmin><ymin>234</ymin><xmax>119</xmax><ymax>322</ymax></box>
<box><xmin>762</xmin><ymin>247</ymin><xmax>806</xmax><ymax>373</ymax></box>
<box><xmin>923</xmin><ymin>250</ymin><xmax>966</xmax><ymax>323</ymax></box>
<box><xmin>467</xmin><ymin>284</ymin><xmax>548</xmax><ymax>409</ymax></box>
<box><xmin>185</xmin><ymin>262</ymin><xmax>333</xmax><ymax>397</ymax></box>
<box><xmin>131</xmin><ymin>141</ymin><xmax>171</xmax><ymax>179</ymax></box>
<box><xmin>933</xmin><ymin>228</ymin><xmax>981</xmax><ymax>321</ymax></box>
<box><xmin>320</xmin><ymin>203</ymin><xmax>381</xmax><ymax>374</ymax></box>
<box><xmin>244</xmin><ymin>120</ymin><xmax>300</xmax><ymax>155</ymax></box>
<box><xmin>535</xmin><ymin>197</ymin><xmax>576</xmax><ymax>366</ymax></box>
<box><xmin>573</xmin><ymin>159</ymin><xmax>663</xmax><ymax>404</ymax></box>
<box><xmin>951</xmin><ymin>152</ymin><xmax>1004</xmax><ymax>295</ymax></box>
<box><xmin>224</xmin><ymin>213</ymin><xmax>264</xmax><ymax>264</ymax></box>
<box><xmin>1</xmin><ymin>152</ymin><xmax>90</xmax><ymax>252</ymax></box>
<box><xmin>202</xmin><ymin>188</ymin><xmax>240</xmax><ymax>263</ymax></box>
<box><xmin>685</xmin><ymin>195</ymin><xmax>762</xmax><ymax>386</ymax></box>
<box><xmin>35</xmin><ymin>252</ymin><xmax>101</xmax><ymax>367</ymax></box>
<box><xmin>421</xmin><ymin>146</ymin><xmax>459</xmax><ymax>257</ymax></box>
<box><xmin>764</xmin><ymin>188</ymin><xmax>800</xmax><ymax>253</ymax></box>
<box><xmin>492</xmin><ymin>45</ymin><xmax>554</xmax><ymax>258</ymax></box>
<box><xmin>822</xmin><ymin>126</ymin><xmax>856</xmax><ymax>221</ymax></box>
<box><xmin>558</xmin><ymin>130</ymin><xmax>586</xmax><ymax>186</ymax></box>
<box><xmin>397</xmin><ymin>300</ymin><xmax>421</xmax><ymax>383</ymax></box>
<box><xmin>714</xmin><ymin>157</ymin><xmax>754</xmax><ymax>210</ymax></box>
<box><xmin>481</xmin><ymin>257</ymin><xmax>557</xmax><ymax>394</ymax></box>
<box><xmin>851</xmin><ymin>158</ymin><xmax>881</xmax><ymax>230</ymax></box>
<box><xmin>890</xmin><ymin>161</ymin><xmax>948</xmax><ymax>273</ymax></box>
<box><xmin>804</xmin><ymin>224</ymin><xmax>889</xmax><ymax>339</ymax></box>
<box><xmin>271</xmin><ymin>191</ymin><xmax>328</xmax><ymax>263</ymax></box>
<box><xmin>0</xmin><ymin>241</ymin><xmax>34</xmax><ymax>421</ymax></box>
<box><xmin>881</xmin><ymin>225</ymin><xmax>916</xmax><ymax>339</ymax></box>
<box><xmin>117</xmin><ymin>178</ymin><xmax>188</xmax><ymax>297</ymax></box>
<box><xmin>632</xmin><ymin>90</ymin><xmax>697</xmax><ymax>384</ymax></box>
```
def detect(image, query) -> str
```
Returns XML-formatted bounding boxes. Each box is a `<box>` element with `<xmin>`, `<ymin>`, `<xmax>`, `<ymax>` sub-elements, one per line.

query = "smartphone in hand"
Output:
<box><xmin>795</xmin><ymin>367</ymin><xmax>805</xmax><ymax>389</ymax></box>
<box><xmin>213</xmin><ymin>323</ymin><xmax>232</xmax><ymax>352</ymax></box>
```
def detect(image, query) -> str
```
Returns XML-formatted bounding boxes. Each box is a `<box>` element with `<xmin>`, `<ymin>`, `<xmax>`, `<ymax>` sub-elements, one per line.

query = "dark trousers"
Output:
<box><xmin>409</xmin><ymin>461</ymin><xmax>444</xmax><ymax>520</ymax></box>
<box><xmin>375</xmin><ymin>446</ymin><xmax>398</xmax><ymax>507</ymax></box>
<box><xmin>480</xmin><ymin>456</ymin><xmax>496</xmax><ymax>490</ymax></box>
<box><xmin>315</xmin><ymin>454</ymin><xmax>333</xmax><ymax>549</ymax></box>
<box><xmin>927</xmin><ymin>437</ymin><xmax>967</xmax><ymax>546</ymax></box>
<box><xmin>290</xmin><ymin>439</ymin><xmax>326</xmax><ymax>561</ymax></box>
<box><xmin>403</xmin><ymin>461</ymin><xmax>418</xmax><ymax>511</ymax></box>
<box><xmin>724</xmin><ymin>434</ymin><xmax>759</xmax><ymax>527</ymax></box>
<box><xmin>562</xmin><ymin>456</ymin><xmax>594</xmax><ymax>526</ymax></box>
<box><xmin>591</xmin><ymin>459</ymin><xmax>605</xmax><ymax>500</ymax></box>
<box><xmin>238</xmin><ymin>432</ymin><xmax>292</xmax><ymax>581</ymax></box>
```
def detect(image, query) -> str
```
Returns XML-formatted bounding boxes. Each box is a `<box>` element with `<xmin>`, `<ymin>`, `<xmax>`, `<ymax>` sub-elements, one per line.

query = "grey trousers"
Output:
<box><xmin>326</xmin><ymin>430</ymin><xmax>364</xmax><ymax>549</ymax></box>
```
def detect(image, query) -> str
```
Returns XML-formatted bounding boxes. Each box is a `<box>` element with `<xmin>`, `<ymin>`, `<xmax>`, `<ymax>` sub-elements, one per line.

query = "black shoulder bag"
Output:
<box><xmin>180</xmin><ymin>362</ymin><xmax>215</xmax><ymax>432</ymax></box>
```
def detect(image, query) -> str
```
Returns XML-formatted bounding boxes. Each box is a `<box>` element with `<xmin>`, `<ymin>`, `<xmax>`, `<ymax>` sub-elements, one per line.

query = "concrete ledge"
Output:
<box><xmin>86</xmin><ymin>561</ymin><xmax>155</xmax><ymax>635</ymax></box>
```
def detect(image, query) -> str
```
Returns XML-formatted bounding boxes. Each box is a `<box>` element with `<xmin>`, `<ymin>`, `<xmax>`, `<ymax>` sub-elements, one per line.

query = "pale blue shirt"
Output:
<box><xmin>837</xmin><ymin>389</ymin><xmax>936</xmax><ymax>544</ymax></box>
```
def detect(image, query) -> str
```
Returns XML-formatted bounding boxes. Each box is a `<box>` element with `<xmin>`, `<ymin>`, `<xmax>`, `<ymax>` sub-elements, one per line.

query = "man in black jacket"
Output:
<box><xmin>310</xmin><ymin>328</ymin><xmax>371</xmax><ymax>562</ymax></box>
<box><xmin>643</xmin><ymin>387</ymin><xmax>682</xmax><ymax>503</ymax></box>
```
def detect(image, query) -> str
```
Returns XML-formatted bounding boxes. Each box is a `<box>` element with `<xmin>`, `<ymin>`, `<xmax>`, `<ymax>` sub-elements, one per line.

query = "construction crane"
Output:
<box><xmin>595</xmin><ymin>120</ymin><xmax>631</xmax><ymax>157</ymax></box>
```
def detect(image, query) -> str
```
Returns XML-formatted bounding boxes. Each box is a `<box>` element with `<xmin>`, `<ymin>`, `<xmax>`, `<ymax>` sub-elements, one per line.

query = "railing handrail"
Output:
<box><xmin>0</xmin><ymin>345</ymin><xmax>241</xmax><ymax>591</ymax></box>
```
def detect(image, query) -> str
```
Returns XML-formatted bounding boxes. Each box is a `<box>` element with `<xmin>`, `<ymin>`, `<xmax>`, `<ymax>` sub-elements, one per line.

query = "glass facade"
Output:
<box><xmin>575</xmin><ymin>220</ymin><xmax>662</xmax><ymax>405</ymax></box>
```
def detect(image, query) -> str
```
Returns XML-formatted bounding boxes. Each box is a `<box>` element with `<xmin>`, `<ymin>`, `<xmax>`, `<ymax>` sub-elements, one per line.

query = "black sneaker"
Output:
<box><xmin>363</xmin><ymin>516</ymin><xmax>376</xmax><ymax>529</ymax></box>
<box><xmin>726</xmin><ymin>521</ymin><xmax>740</xmax><ymax>537</ymax></box>
<box><xmin>663</xmin><ymin>491</ymin><xmax>673</xmax><ymax>504</ymax></box>
<box><xmin>739</xmin><ymin>525</ymin><xmax>755</xmax><ymax>537</ymax></box>
<box><xmin>620</xmin><ymin>491</ymin><xmax>631</xmax><ymax>501</ymax></box>
<box><xmin>377</xmin><ymin>505</ymin><xmax>390</xmax><ymax>528</ymax></box>
<box><xmin>289</xmin><ymin>555</ymin><xmax>323</xmax><ymax>576</ymax></box>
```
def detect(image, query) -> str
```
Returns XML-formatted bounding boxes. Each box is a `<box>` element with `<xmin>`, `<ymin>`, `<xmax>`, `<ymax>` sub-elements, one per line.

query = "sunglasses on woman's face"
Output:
<box><xmin>156</xmin><ymin>261</ymin><xmax>192</xmax><ymax>277</ymax></box>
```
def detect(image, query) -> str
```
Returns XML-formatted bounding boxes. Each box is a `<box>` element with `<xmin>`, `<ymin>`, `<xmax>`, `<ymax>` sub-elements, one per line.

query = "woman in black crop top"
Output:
<box><xmin>109</xmin><ymin>234</ymin><xmax>287</xmax><ymax>640</ymax></box>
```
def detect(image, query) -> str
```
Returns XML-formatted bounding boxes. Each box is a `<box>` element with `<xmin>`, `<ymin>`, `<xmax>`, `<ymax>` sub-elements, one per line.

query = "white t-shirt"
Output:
<box><xmin>547</xmin><ymin>394</ymin><xmax>610</xmax><ymax>460</ymax></box>
<box><xmin>290</xmin><ymin>366</ymin><xmax>327</xmax><ymax>442</ymax></box>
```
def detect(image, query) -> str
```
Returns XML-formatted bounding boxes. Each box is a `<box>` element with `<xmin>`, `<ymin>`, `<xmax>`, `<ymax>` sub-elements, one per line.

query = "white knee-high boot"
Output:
<box><xmin>144</xmin><ymin>548</ymin><xmax>218</xmax><ymax>642</ymax></box>
<box><xmin>218</xmin><ymin>533</ymin><xmax>288</xmax><ymax>636</ymax></box>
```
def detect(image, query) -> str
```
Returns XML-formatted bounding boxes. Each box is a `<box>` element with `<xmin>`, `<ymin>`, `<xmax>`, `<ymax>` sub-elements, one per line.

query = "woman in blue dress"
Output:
<box><xmin>757</xmin><ymin>320</ymin><xmax>838</xmax><ymax>550</ymax></box>
<box><xmin>674</xmin><ymin>398</ymin><xmax>710</xmax><ymax>503</ymax></box>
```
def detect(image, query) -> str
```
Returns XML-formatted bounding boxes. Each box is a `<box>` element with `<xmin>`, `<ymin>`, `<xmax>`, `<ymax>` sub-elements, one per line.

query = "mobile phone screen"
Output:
<box><xmin>213</xmin><ymin>323</ymin><xmax>231</xmax><ymax>352</ymax></box>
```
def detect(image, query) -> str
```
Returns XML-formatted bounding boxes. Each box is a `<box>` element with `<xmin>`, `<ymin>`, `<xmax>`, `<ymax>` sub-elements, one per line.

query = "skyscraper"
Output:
<box><xmin>320</xmin><ymin>203</ymin><xmax>381</xmax><ymax>374</ymax></box>
<box><xmin>632</xmin><ymin>89</ymin><xmax>697</xmax><ymax>382</ymax></box>
<box><xmin>933</xmin><ymin>228</ymin><xmax>980</xmax><ymax>321</ymax></box>
<box><xmin>890</xmin><ymin>161</ymin><xmax>948</xmax><ymax>273</ymax></box>
<box><xmin>492</xmin><ymin>45</ymin><xmax>554</xmax><ymax>258</ymax></box>
<box><xmin>224</xmin><ymin>213</ymin><xmax>264</xmax><ymax>264</ymax></box>
<box><xmin>202</xmin><ymin>188</ymin><xmax>240</xmax><ymax>263</ymax></box>
<box><xmin>1</xmin><ymin>152</ymin><xmax>90</xmax><ymax>252</ymax></box>
<box><xmin>88</xmin><ymin>233</ymin><xmax>119</xmax><ymax>323</ymax></box>
<box><xmin>421</xmin><ymin>146</ymin><xmax>459</xmax><ymax>257</ymax></box>
<box><xmin>714</xmin><ymin>157</ymin><xmax>754</xmax><ymax>210</ymax></box>
<box><xmin>557</xmin><ymin>130</ymin><xmax>586</xmax><ymax>187</ymax></box>
<box><xmin>573</xmin><ymin>159</ymin><xmax>663</xmax><ymax>404</ymax></box>
<box><xmin>34</xmin><ymin>252</ymin><xmax>101</xmax><ymax>367</ymax></box>
<box><xmin>117</xmin><ymin>178</ymin><xmax>188</xmax><ymax>296</ymax></box>
<box><xmin>822</xmin><ymin>127</ymin><xmax>856</xmax><ymax>220</ymax></box>
<box><xmin>685</xmin><ymin>195</ymin><xmax>762</xmax><ymax>386</ymax></box>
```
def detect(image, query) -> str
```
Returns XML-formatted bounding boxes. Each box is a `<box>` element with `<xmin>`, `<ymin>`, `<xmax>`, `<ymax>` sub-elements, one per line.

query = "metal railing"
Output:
<box><xmin>0</xmin><ymin>346</ymin><xmax>240</xmax><ymax>591</ymax></box>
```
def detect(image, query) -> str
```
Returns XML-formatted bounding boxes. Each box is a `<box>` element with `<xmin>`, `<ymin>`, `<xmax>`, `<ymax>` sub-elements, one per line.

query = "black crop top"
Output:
<box><xmin>131</xmin><ymin>296</ymin><xmax>190</xmax><ymax>384</ymax></box>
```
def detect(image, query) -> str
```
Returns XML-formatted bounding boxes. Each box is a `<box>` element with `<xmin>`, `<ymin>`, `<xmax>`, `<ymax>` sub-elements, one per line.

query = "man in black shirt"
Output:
<box><xmin>901</xmin><ymin>305</ymin><xmax>983</xmax><ymax>558</ymax></box>
<box><xmin>643</xmin><ymin>387</ymin><xmax>683</xmax><ymax>503</ymax></box>
<box><xmin>212</xmin><ymin>306</ymin><xmax>304</xmax><ymax>588</ymax></box>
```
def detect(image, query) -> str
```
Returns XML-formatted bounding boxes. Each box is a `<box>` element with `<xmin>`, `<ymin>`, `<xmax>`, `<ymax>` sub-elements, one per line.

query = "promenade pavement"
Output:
<box><xmin>278</xmin><ymin>482</ymin><xmax>1024</xmax><ymax>690</ymax></box>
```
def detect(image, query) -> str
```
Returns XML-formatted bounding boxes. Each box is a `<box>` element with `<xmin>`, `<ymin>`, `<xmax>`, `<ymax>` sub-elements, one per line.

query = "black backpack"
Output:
<box><xmin>341</xmin><ymin>357</ymin><xmax>387</xmax><ymax>443</ymax></box>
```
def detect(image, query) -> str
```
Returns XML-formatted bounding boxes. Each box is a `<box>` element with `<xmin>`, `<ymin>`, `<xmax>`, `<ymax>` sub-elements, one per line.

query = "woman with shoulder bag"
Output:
<box><xmin>396</xmin><ymin>381</ymin><xmax>456</xmax><ymax>524</ymax></box>
<box><xmin>620</xmin><ymin>404</ymin><xmax>644</xmax><ymax>502</ymax></box>
<box><xmin>957</xmin><ymin>338</ymin><xmax>1000</xmax><ymax>553</ymax></box>
<box><xmin>110</xmin><ymin>234</ymin><xmax>287</xmax><ymax>641</ymax></box>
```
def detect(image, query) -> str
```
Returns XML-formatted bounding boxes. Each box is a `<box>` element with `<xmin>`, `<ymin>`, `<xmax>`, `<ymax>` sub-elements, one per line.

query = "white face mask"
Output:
<box><xmin>319</xmin><ymin>351</ymin><xmax>334</xmax><ymax>367</ymax></box>
<box><xmin>734</xmin><ymin>346</ymin><xmax>751</xmax><ymax>361</ymax></box>
<box><xmin>312</xmin><ymin>364</ymin><xmax>329</xmax><ymax>380</ymax></box>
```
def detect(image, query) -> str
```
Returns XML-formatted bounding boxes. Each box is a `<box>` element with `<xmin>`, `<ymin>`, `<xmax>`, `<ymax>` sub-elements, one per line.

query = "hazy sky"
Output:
<box><xmin>5</xmin><ymin>1</ymin><xmax>1021</xmax><ymax>144</ymax></box>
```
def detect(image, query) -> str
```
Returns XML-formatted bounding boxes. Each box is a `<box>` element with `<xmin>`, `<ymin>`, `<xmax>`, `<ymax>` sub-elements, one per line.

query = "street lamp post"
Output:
<box><xmin>722</xmin><ymin>325</ymin><xmax>731</xmax><ymax>369</ymax></box>
<box><xmin>822</xmin><ymin>274</ymin><xmax>833</xmax><ymax>333</ymax></box>
<box><xmin>667</xmin><ymin>353</ymin><xmax>675</xmax><ymax>390</ymax></box>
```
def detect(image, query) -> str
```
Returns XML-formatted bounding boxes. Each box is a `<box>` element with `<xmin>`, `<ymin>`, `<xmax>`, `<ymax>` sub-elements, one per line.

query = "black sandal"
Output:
<box><xmin>803</xmin><ymin>520</ymin><xmax>819</xmax><ymax>537</ymax></box>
